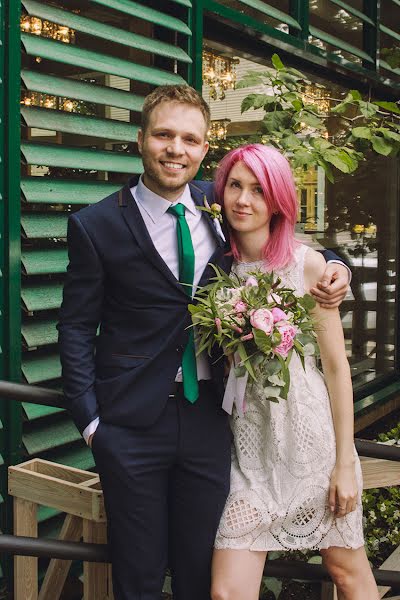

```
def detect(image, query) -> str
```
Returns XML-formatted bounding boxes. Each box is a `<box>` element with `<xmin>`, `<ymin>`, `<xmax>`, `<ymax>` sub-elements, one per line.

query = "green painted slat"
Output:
<box><xmin>309</xmin><ymin>26</ymin><xmax>374</xmax><ymax>62</ymax></box>
<box><xmin>91</xmin><ymin>0</ymin><xmax>191</xmax><ymax>35</ymax></box>
<box><xmin>380</xmin><ymin>24</ymin><xmax>400</xmax><ymax>43</ymax></box>
<box><xmin>380</xmin><ymin>59</ymin><xmax>400</xmax><ymax>75</ymax></box>
<box><xmin>328</xmin><ymin>0</ymin><xmax>375</xmax><ymax>25</ymax></box>
<box><xmin>21</xmin><ymin>106</ymin><xmax>139</xmax><ymax>142</ymax></box>
<box><xmin>23</xmin><ymin>402</ymin><xmax>64</xmax><ymax>421</ymax></box>
<box><xmin>22</xmin><ymin>353</ymin><xmax>61</xmax><ymax>384</ymax></box>
<box><xmin>22</xmin><ymin>1</ymin><xmax>191</xmax><ymax>63</ymax></box>
<box><xmin>172</xmin><ymin>0</ymin><xmax>191</xmax><ymax>5</ymax></box>
<box><xmin>21</xmin><ymin>34</ymin><xmax>185</xmax><ymax>87</ymax></box>
<box><xmin>21</xmin><ymin>248</ymin><xmax>68</xmax><ymax>275</ymax></box>
<box><xmin>354</xmin><ymin>381</ymin><xmax>400</xmax><ymax>415</ymax></box>
<box><xmin>22</xmin><ymin>283</ymin><xmax>63</xmax><ymax>312</ymax></box>
<box><xmin>38</xmin><ymin>505</ymin><xmax>61</xmax><ymax>524</ymax></box>
<box><xmin>224</xmin><ymin>0</ymin><xmax>300</xmax><ymax>28</ymax></box>
<box><xmin>22</xmin><ymin>319</ymin><xmax>58</xmax><ymax>348</ymax></box>
<box><xmin>52</xmin><ymin>446</ymin><xmax>95</xmax><ymax>471</ymax></box>
<box><xmin>22</xmin><ymin>142</ymin><xmax>143</xmax><ymax>173</ymax></box>
<box><xmin>23</xmin><ymin>419</ymin><xmax>80</xmax><ymax>455</ymax></box>
<box><xmin>21</xmin><ymin>177</ymin><xmax>119</xmax><ymax>205</ymax></box>
<box><xmin>21</xmin><ymin>213</ymin><xmax>68</xmax><ymax>239</ymax></box>
<box><xmin>21</xmin><ymin>70</ymin><xmax>144</xmax><ymax>113</ymax></box>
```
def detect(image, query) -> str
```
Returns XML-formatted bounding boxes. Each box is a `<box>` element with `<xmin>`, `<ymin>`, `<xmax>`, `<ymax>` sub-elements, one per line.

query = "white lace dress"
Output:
<box><xmin>215</xmin><ymin>244</ymin><xmax>364</xmax><ymax>552</ymax></box>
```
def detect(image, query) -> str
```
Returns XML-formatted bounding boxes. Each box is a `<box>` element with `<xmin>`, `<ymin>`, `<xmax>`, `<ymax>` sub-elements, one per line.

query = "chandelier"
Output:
<box><xmin>203</xmin><ymin>51</ymin><xmax>239</xmax><ymax>100</ymax></box>
<box><xmin>20</xmin><ymin>14</ymin><xmax>75</xmax><ymax>44</ymax></box>
<box><xmin>208</xmin><ymin>119</ymin><xmax>231</xmax><ymax>142</ymax></box>
<box><xmin>21</xmin><ymin>92</ymin><xmax>78</xmax><ymax>112</ymax></box>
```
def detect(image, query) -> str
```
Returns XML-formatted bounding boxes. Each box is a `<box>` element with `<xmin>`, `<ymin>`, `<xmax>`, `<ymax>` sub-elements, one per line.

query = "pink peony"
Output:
<box><xmin>250</xmin><ymin>308</ymin><xmax>274</xmax><ymax>335</ymax></box>
<box><xmin>271</xmin><ymin>307</ymin><xmax>289</xmax><ymax>323</ymax></box>
<box><xmin>234</xmin><ymin>301</ymin><xmax>248</xmax><ymax>314</ymax></box>
<box><xmin>245</xmin><ymin>276</ymin><xmax>258</xmax><ymax>287</ymax></box>
<box><xmin>274</xmin><ymin>323</ymin><xmax>297</xmax><ymax>357</ymax></box>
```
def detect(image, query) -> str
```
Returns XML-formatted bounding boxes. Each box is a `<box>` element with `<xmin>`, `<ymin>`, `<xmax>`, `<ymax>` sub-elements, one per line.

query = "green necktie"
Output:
<box><xmin>168</xmin><ymin>203</ymin><xmax>199</xmax><ymax>403</ymax></box>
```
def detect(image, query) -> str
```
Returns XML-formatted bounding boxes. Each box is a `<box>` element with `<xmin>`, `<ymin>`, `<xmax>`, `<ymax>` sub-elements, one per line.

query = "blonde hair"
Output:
<box><xmin>141</xmin><ymin>85</ymin><xmax>210</xmax><ymax>135</ymax></box>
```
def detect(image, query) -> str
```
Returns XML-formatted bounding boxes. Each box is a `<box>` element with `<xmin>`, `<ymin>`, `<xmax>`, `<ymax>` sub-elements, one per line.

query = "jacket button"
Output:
<box><xmin>176</xmin><ymin>345</ymin><xmax>184</xmax><ymax>353</ymax></box>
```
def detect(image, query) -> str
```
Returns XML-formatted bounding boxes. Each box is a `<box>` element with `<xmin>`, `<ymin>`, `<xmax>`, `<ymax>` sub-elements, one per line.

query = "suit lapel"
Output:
<box><xmin>119</xmin><ymin>179</ymin><xmax>187</xmax><ymax>297</ymax></box>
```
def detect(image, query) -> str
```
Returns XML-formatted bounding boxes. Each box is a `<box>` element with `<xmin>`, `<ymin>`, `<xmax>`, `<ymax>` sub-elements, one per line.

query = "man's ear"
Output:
<box><xmin>137</xmin><ymin>129</ymin><xmax>143</xmax><ymax>154</ymax></box>
<box><xmin>202</xmin><ymin>140</ymin><xmax>209</xmax><ymax>160</ymax></box>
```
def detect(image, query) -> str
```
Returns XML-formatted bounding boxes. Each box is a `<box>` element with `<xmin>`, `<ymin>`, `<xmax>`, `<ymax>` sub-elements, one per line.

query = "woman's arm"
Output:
<box><xmin>304</xmin><ymin>248</ymin><xmax>358</xmax><ymax>517</ymax></box>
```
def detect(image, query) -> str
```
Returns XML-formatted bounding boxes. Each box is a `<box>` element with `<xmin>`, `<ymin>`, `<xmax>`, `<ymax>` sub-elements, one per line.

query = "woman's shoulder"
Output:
<box><xmin>299</xmin><ymin>244</ymin><xmax>326</xmax><ymax>289</ymax></box>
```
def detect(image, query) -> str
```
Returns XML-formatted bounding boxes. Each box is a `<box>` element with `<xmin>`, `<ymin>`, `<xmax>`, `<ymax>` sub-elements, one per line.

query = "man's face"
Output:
<box><xmin>137</xmin><ymin>100</ymin><xmax>209</xmax><ymax>201</ymax></box>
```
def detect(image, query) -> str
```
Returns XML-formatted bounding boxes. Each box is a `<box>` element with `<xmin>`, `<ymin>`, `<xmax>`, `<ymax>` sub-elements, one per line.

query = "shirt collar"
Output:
<box><xmin>132</xmin><ymin>176</ymin><xmax>198</xmax><ymax>224</ymax></box>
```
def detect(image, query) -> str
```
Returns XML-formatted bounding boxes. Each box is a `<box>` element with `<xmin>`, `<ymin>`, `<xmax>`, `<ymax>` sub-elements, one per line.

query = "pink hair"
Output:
<box><xmin>214</xmin><ymin>144</ymin><xmax>298</xmax><ymax>270</ymax></box>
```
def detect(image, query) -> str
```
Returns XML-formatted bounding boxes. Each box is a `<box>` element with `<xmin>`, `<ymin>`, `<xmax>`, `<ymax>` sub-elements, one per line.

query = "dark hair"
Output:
<box><xmin>141</xmin><ymin>85</ymin><xmax>210</xmax><ymax>135</ymax></box>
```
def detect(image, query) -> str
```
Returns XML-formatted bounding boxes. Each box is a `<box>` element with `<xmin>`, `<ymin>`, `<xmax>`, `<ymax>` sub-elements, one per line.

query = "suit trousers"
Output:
<box><xmin>92</xmin><ymin>382</ymin><xmax>232</xmax><ymax>600</ymax></box>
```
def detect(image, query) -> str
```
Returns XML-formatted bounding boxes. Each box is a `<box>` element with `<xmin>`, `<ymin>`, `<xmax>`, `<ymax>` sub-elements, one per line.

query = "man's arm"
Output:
<box><xmin>57</xmin><ymin>213</ymin><xmax>104</xmax><ymax>434</ymax></box>
<box><xmin>314</xmin><ymin>249</ymin><xmax>351</xmax><ymax>309</ymax></box>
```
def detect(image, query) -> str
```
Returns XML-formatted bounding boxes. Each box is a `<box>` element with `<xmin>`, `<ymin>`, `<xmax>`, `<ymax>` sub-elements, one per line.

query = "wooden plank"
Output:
<box><xmin>8</xmin><ymin>468</ymin><xmax>105</xmax><ymax>521</ymax></box>
<box><xmin>83</xmin><ymin>520</ymin><xmax>112</xmax><ymax>599</ymax></box>
<box><xmin>377</xmin><ymin>545</ymin><xmax>400</xmax><ymax>598</ymax></box>
<box><xmin>39</xmin><ymin>514</ymin><xmax>82</xmax><ymax>600</ymax></box>
<box><xmin>360</xmin><ymin>457</ymin><xmax>400</xmax><ymax>490</ymax></box>
<box><xmin>355</xmin><ymin>395</ymin><xmax>400</xmax><ymax>433</ymax></box>
<box><xmin>14</xmin><ymin>497</ymin><xmax>38</xmax><ymax>600</ymax></box>
<box><xmin>320</xmin><ymin>582</ymin><xmax>338</xmax><ymax>600</ymax></box>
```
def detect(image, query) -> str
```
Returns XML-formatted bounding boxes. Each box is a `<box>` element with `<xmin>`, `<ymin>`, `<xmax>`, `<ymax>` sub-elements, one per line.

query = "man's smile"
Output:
<box><xmin>160</xmin><ymin>161</ymin><xmax>186</xmax><ymax>170</ymax></box>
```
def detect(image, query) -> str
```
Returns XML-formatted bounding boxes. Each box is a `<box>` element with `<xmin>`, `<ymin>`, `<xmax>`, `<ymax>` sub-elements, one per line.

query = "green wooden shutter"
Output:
<box><xmin>19</xmin><ymin>0</ymin><xmax>192</xmax><ymax>527</ymax></box>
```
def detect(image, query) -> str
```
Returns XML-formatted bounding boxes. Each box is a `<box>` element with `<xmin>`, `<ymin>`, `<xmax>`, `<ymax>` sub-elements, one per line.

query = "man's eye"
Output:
<box><xmin>186</xmin><ymin>137</ymin><xmax>197</xmax><ymax>144</ymax></box>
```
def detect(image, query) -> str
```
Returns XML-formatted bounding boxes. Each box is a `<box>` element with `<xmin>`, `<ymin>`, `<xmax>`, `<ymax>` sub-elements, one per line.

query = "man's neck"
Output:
<box><xmin>141</xmin><ymin>173</ymin><xmax>185</xmax><ymax>203</ymax></box>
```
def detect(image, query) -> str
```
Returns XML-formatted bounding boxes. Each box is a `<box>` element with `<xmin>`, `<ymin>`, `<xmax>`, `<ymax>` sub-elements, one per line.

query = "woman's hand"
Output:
<box><xmin>328</xmin><ymin>462</ymin><xmax>358</xmax><ymax>517</ymax></box>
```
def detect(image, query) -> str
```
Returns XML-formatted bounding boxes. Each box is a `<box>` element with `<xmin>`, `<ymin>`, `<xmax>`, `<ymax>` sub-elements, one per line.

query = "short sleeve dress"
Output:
<box><xmin>214</xmin><ymin>244</ymin><xmax>364</xmax><ymax>552</ymax></box>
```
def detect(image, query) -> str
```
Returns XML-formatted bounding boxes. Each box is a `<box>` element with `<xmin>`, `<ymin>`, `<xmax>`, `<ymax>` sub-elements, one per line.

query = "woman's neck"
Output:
<box><xmin>235</xmin><ymin>229</ymin><xmax>269</xmax><ymax>263</ymax></box>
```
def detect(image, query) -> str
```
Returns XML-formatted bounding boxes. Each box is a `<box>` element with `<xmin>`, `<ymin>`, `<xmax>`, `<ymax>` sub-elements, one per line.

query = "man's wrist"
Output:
<box><xmin>327</xmin><ymin>259</ymin><xmax>352</xmax><ymax>284</ymax></box>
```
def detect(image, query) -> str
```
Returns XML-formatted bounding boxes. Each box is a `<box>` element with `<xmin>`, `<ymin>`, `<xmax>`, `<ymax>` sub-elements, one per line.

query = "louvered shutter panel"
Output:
<box><xmin>19</xmin><ymin>0</ymin><xmax>192</xmax><ymax>530</ymax></box>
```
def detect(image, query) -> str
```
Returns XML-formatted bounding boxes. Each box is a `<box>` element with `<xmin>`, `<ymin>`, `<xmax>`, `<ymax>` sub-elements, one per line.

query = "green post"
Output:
<box><xmin>290</xmin><ymin>0</ymin><xmax>309</xmax><ymax>41</ymax></box>
<box><xmin>363</xmin><ymin>0</ymin><xmax>379</xmax><ymax>70</ymax></box>
<box><xmin>189</xmin><ymin>0</ymin><xmax>204</xmax><ymax>92</ymax></box>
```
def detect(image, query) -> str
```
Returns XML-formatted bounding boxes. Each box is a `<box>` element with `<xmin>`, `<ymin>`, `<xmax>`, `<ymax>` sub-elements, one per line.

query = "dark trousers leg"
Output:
<box><xmin>168</xmin><ymin>386</ymin><xmax>231</xmax><ymax>600</ymax></box>
<box><xmin>92</xmin><ymin>407</ymin><xmax>176</xmax><ymax>600</ymax></box>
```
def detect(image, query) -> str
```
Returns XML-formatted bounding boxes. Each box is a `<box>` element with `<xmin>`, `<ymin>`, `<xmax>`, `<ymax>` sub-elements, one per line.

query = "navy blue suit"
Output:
<box><xmin>58</xmin><ymin>177</ymin><xmax>233</xmax><ymax>600</ymax></box>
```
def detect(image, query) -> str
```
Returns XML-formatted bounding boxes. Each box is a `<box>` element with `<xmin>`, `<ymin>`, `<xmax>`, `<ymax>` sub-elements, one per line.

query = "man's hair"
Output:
<box><xmin>141</xmin><ymin>85</ymin><xmax>211</xmax><ymax>135</ymax></box>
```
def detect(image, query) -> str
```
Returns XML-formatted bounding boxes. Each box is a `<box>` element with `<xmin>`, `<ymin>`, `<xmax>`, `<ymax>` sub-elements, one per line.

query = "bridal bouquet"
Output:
<box><xmin>189</xmin><ymin>266</ymin><xmax>319</xmax><ymax>415</ymax></box>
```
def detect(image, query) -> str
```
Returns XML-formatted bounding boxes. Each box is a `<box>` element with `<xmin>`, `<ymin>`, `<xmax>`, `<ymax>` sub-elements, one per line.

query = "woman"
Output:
<box><xmin>211</xmin><ymin>144</ymin><xmax>379</xmax><ymax>600</ymax></box>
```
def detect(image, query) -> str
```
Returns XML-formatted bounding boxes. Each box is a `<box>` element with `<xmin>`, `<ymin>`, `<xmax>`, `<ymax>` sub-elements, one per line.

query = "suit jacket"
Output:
<box><xmin>58</xmin><ymin>176</ymin><xmax>231</xmax><ymax>434</ymax></box>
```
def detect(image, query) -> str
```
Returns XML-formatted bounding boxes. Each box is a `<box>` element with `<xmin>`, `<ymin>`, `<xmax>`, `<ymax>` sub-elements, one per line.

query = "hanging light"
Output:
<box><xmin>20</xmin><ymin>14</ymin><xmax>75</xmax><ymax>44</ymax></box>
<box><xmin>203</xmin><ymin>51</ymin><xmax>239</xmax><ymax>100</ymax></box>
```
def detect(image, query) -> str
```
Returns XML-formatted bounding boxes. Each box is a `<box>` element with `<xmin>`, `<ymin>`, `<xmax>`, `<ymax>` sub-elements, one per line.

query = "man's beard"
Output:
<box><xmin>142</xmin><ymin>157</ymin><xmax>192</xmax><ymax>194</ymax></box>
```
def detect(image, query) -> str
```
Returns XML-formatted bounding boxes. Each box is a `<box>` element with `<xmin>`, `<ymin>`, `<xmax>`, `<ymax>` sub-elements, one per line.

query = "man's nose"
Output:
<box><xmin>166</xmin><ymin>138</ymin><xmax>184</xmax><ymax>155</ymax></box>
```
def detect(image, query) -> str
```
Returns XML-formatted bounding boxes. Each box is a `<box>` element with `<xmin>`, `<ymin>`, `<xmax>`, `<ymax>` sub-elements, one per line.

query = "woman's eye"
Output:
<box><xmin>255</xmin><ymin>186</ymin><xmax>263</xmax><ymax>194</ymax></box>
<box><xmin>231</xmin><ymin>181</ymin><xmax>240</xmax><ymax>188</ymax></box>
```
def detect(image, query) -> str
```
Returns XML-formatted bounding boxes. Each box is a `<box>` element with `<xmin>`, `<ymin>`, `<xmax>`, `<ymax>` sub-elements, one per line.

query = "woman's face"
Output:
<box><xmin>223</xmin><ymin>161</ymin><xmax>271</xmax><ymax>236</ymax></box>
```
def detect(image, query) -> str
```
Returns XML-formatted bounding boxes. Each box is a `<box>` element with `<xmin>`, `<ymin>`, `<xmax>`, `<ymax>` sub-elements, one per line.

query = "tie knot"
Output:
<box><xmin>168</xmin><ymin>203</ymin><xmax>186</xmax><ymax>218</ymax></box>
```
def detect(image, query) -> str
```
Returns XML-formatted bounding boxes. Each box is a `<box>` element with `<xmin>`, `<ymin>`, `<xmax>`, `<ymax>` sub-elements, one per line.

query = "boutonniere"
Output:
<box><xmin>198</xmin><ymin>196</ymin><xmax>226</xmax><ymax>242</ymax></box>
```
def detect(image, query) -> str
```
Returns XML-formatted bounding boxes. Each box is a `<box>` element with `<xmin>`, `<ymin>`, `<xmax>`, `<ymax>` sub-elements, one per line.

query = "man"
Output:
<box><xmin>58</xmin><ymin>85</ymin><xmax>350</xmax><ymax>600</ymax></box>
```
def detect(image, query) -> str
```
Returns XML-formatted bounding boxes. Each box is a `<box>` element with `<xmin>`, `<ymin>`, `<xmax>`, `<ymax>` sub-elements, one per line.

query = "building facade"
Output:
<box><xmin>0</xmin><ymin>0</ymin><xmax>399</xmax><ymax>583</ymax></box>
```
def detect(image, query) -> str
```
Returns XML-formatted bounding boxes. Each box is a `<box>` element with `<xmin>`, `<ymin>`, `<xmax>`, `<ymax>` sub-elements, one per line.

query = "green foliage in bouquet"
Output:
<box><xmin>188</xmin><ymin>265</ymin><xmax>319</xmax><ymax>404</ymax></box>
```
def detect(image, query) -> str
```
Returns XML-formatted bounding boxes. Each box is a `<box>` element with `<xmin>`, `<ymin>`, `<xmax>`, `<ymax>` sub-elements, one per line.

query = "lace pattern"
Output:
<box><xmin>215</xmin><ymin>245</ymin><xmax>364</xmax><ymax>551</ymax></box>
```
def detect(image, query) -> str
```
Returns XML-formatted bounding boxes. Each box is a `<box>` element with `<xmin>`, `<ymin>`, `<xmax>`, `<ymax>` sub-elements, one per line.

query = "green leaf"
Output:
<box><xmin>253</xmin><ymin>329</ymin><xmax>272</xmax><ymax>354</ymax></box>
<box><xmin>264</xmin><ymin>357</ymin><xmax>281</xmax><ymax>376</ymax></box>
<box><xmin>236</xmin><ymin>73</ymin><xmax>265</xmax><ymax>89</ymax></box>
<box><xmin>263</xmin><ymin>385</ymin><xmax>282</xmax><ymax>398</ymax></box>
<box><xmin>371</xmin><ymin>135</ymin><xmax>393</xmax><ymax>156</ymax></box>
<box><xmin>352</xmin><ymin>126</ymin><xmax>372</xmax><ymax>140</ymax></box>
<box><xmin>262</xmin><ymin>111</ymin><xmax>291</xmax><ymax>133</ymax></box>
<box><xmin>359</xmin><ymin>101</ymin><xmax>377</xmax><ymax>118</ymax></box>
<box><xmin>297</xmin><ymin>111</ymin><xmax>324</xmax><ymax>129</ymax></box>
<box><xmin>299</xmin><ymin>293</ymin><xmax>316</xmax><ymax>310</ymax></box>
<box><xmin>373</xmin><ymin>101</ymin><xmax>400</xmax><ymax>115</ymax></box>
<box><xmin>303</xmin><ymin>343</ymin><xmax>316</xmax><ymax>356</ymax></box>
<box><xmin>378</xmin><ymin>128</ymin><xmax>400</xmax><ymax>142</ymax></box>
<box><xmin>268</xmin><ymin>373</ymin><xmax>286</xmax><ymax>386</ymax></box>
<box><xmin>323</xmin><ymin>149</ymin><xmax>352</xmax><ymax>173</ymax></box>
<box><xmin>310</xmin><ymin>137</ymin><xmax>332</xmax><ymax>151</ymax></box>
<box><xmin>271</xmin><ymin>53</ymin><xmax>285</xmax><ymax>71</ymax></box>
<box><xmin>349</xmin><ymin>89</ymin><xmax>362</xmax><ymax>101</ymax></box>
<box><xmin>241</xmin><ymin>94</ymin><xmax>275</xmax><ymax>113</ymax></box>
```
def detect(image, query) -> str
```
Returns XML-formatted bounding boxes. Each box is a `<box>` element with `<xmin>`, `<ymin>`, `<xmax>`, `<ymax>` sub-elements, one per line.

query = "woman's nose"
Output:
<box><xmin>236</xmin><ymin>191</ymin><xmax>250</xmax><ymax>205</ymax></box>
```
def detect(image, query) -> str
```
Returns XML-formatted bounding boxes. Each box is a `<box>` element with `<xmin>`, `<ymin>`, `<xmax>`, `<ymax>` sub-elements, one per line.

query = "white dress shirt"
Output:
<box><xmin>83</xmin><ymin>177</ymin><xmax>218</xmax><ymax>443</ymax></box>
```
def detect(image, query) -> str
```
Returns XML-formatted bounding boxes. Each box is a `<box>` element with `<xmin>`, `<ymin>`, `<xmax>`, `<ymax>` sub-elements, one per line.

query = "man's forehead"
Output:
<box><xmin>148</xmin><ymin>101</ymin><xmax>208</xmax><ymax>134</ymax></box>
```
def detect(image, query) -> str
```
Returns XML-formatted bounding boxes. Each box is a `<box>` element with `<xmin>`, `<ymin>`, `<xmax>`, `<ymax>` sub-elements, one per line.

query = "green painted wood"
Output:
<box><xmin>38</xmin><ymin>505</ymin><xmax>61</xmax><ymax>524</ymax></box>
<box><xmin>223</xmin><ymin>0</ymin><xmax>301</xmax><ymax>28</ymax></box>
<box><xmin>21</xmin><ymin>106</ymin><xmax>139</xmax><ymax>142</ymax></box>
<box><xmin>354</xmin><ymin>381</ymin><xmax>400</xmax><ymax>415</ymax></box>
<box><xmin>380</xmin><ymin>59</ymin><xmax>400</xmax><ymax>75</ymax></box>
<box><xmin>309</xmin><ymin>25</ymin><xmax>374</xmax><ymax>62</ymax></box>
<box><xmin>21</xmin><ymin>142</ymin><xmax>143</xmax><ymax>173</ymax></box>
<box><xmin>22</xmin><ymin>1</ymin><xmax>191</xmax><ymax>63</ymax></box>
<box><xmin>328</xmin><ymin>0</ymin><xmax>375</xmax><ymax>25</ymax></box>
<box><xmin>380</xmin><ymin>23</ymin><xmax>400</xmax><ymax>43</ymax></box>
<box><xmin>21</xmin><ymin>177</ymin><xmax>120</xmax><ymax>205</ymax></box>
<box><xmin>22</xmin><ymin>353</ymin><xmax>61</xmax><ymax>384</ymax></box>
<box><xmin>23</xmin><ymin>403</ymin><xmax>64</xmax><ymax>421</ymax></box>
<box><xmin>21</xmin><ymin>213</ymin><xmax>68</xmax><ymax>239</ymax></box>
<box><xmin>51</xmin><ymin>445</ymin><xmax>95</xmax><ymax>471</ymax></box>
<box><xmin>21</xmin><ymin>34</ymin><xmax>186</xmax><ymax>87</ymax></box>
<box><xmin>23</xmin><ymin>419</ymin><xmax>80</xmax><ymax>455</ymax></box>
<box><xmin>22</xmin><ymin>283</ymin><xmax>63</xmax><ymax>312</ymax></box>
<box><xmin>21</xmin><ymin>248</ymin><xmax>68</xmax><ymax>275</ymax></box>
<box><xmin>21</xmin><ymin>70</ymin><xmax>144</xmax><ymax>113</ymax></box>
<box><xmin>22</xmin><ymin>318</ymin><xmax>58</xmax><ymax>348</ymax></box>
<box><xmin>91</xmin><ymin>0</ymin><xmax>191</xmax><ymax>35</ymax></box>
